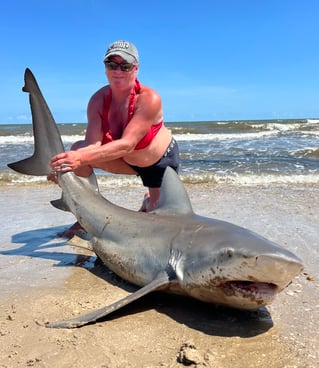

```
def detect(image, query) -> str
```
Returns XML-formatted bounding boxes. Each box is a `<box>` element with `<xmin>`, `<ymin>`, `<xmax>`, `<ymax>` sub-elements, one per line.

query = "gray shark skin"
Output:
<box><xmin>8</xmin><ymin>69</ymin><xmax>303</xmax><ymax>329</ymax></box>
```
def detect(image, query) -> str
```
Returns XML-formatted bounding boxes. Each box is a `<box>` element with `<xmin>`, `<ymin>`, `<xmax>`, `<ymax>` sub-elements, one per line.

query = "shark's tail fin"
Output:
<box><xmin>7</xmin><ymin>68</ymin><xmax>65</xmax><ymax>176</ymax></box>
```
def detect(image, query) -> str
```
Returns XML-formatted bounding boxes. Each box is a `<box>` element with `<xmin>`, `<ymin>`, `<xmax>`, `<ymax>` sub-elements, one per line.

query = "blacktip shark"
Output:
<box><xmin>8</xmin><ymin>69</ymin><xmax>303</xmax><ymax>329</ymax></box>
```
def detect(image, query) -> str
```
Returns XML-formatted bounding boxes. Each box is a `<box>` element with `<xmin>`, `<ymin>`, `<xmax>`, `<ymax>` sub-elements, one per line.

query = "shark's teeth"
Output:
<box><xmin>221</xmin><ymin>281</ymin><xmax>278</xmax><ymax>299</ymax></box>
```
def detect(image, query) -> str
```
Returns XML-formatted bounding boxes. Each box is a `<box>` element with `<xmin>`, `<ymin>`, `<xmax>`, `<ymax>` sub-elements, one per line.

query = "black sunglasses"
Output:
<box><xmin>104</xmin><ymin>61</ymin><xmax>136</xmax><ymax>72</ymax></box>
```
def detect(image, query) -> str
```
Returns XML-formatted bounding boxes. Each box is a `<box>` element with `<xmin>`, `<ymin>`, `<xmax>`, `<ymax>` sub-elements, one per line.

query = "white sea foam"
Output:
<box><xmin>2</xmin><ymin>171</ymin><xmax>319</xmax><ymax>187</ymax></box>
<box><xmin>217</xmin><ymin>173</ymin><xmax>319</xmax><ymax>186</ymax></box>
<box><xmin>307</xmin><ymin>119</ymin><xmax>319</xmax><ymax>124</ymax></box>
<box><xmin>1</xmin><ymin>131</ymin><xmax>280</xmax><ymax>144</ymax></box>
<box><xmin>290</xmin><ymin>146</ymin><xmax>319</xmax><ymax>156</ymax></box>
<box><xmin>262</xmin><ymin>123</ymin><xmax>303</xmax><ymax>131</ymax></box>
<box><xmin>0</xmin><ymin>135</ymin><xmax>33</xmax><ymax>144</ymax></box>
<box><xmin>175</xmin><ymin>130</ymin><xmax>277</xmax><ymax>142</ymax></box>
<box><xmin>0</xmin><ymin>134</ymin><xmax>84</xmax><ymax>145</ymax></box>
<box><xmin>300</xmin><ymin>130</ymin><xmax>319</xmax><ymax>137</ymax></box>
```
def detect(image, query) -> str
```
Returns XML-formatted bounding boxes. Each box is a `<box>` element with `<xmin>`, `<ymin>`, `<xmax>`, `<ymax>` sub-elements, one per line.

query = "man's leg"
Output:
<box><xmin>95</xmin><ymin>159</ymin><xmax>137</xmax><ymax>175</ymax></box>
<box><xmin>139</xmin><ymin>187</ymin><xmax>161</xmax><ymax>212</ymax></box>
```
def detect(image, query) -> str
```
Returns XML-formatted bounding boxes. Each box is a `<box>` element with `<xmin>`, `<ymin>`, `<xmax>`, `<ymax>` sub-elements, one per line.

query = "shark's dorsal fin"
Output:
<box><xmin>8</xmin><ymin>68</ymin><xmax>64</xmax><ymax>176</ymax></box>
<box><xmin>152</xmin><ymin>167</ymin><xmax>193</xmax><ymax>215</ymax></box>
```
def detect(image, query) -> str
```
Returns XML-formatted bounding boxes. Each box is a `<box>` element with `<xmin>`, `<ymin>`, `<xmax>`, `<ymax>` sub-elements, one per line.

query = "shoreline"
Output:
<box><xmin>0</xmin><ymin>182</ymin><xmax>318</xmax><ymax>367</ymax></box>
<box><xmin>2</xmin><ymin>171</ymin><xmax>319</xmax><ymax>188</ymax></box>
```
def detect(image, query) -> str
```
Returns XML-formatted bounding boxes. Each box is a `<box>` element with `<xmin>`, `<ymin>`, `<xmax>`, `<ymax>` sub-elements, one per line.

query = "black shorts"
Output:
<box><xmin>129</xmin><ymin>138</ymin><xmax>180</xmax><ymax>188</ymax></box>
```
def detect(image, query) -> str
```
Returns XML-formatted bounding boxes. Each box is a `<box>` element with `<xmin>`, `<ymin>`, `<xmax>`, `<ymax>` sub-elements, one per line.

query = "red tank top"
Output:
<box><xmin>101</xmin><ymin>80</ymin><xmax>163</xmax><ymax>150</ymax></box>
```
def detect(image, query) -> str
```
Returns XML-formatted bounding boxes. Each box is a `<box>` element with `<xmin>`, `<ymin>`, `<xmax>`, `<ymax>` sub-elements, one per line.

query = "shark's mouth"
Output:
<box><xmin>221</xmin><ymin>281</ymin><xmax>278</xmax><ymax>302</ymax></box>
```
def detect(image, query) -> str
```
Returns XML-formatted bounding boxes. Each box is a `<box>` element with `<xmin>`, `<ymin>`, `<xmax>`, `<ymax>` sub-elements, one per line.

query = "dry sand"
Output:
<box><xmin>0</xmin><ymin>183</ymin><xmax>318</xmax><ymax>368</ymax></box>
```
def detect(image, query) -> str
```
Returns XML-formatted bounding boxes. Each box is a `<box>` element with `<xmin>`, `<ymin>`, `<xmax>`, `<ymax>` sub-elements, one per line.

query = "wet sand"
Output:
<box><xmin>0</xmin><ymin>182</ymin><xmax>318</xmax><ymax>367</ymax></box>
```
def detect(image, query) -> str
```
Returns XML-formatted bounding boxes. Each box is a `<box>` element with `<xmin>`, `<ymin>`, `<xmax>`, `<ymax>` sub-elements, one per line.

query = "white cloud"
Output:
<box><xmin>16</xmin><ymin>115</ymin><xmax>29</xmax><ymax>121</ymax></box>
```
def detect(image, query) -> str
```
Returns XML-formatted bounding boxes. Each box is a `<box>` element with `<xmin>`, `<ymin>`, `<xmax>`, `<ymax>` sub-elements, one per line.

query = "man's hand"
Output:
<box><xmin>50</xmin><ymin>151</ymin><xmax>82</xmax><ymax>172</ymax></box>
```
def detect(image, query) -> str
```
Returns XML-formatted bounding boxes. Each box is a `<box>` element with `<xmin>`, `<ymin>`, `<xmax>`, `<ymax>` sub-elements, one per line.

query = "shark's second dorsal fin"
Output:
<box><xmin>152</xmin><ymin>167</ymin><xmax>193</xmax><ymax>215</ymax></box>
<box><xmin>50</xmin><ymin>172</ymin><xmax>100</xmax><ymax>212</ymax></box>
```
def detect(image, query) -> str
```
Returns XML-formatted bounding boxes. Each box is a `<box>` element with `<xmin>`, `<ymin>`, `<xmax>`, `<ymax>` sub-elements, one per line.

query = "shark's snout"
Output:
<box><xmin>252</xmin><ymin>253</ymin><xmax>303</xmax><ymax>290</ymax></box>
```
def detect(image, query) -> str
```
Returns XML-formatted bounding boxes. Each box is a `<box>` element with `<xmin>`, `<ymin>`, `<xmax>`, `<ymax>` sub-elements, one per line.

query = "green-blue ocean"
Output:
<box><xmin>1</xmin><ymin>118</ymin><xmax>319</xmax><ymax>186</ymax></box>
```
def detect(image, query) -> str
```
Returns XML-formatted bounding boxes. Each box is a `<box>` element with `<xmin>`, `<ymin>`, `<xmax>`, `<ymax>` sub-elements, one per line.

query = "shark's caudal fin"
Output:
<box><xmin>7</xmin><ymin>68</ymin><xmax>64</xmax><ymax>176</ymax></box>
<box><xmin>154</xmin><ymin>167</ymin><xmax>194</xmax><ymax>215</ymax></box>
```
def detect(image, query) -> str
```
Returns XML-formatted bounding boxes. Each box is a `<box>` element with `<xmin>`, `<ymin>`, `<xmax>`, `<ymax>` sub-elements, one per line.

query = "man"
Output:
<box><xmin>50</xmin><ymin>40</ymin><xmax>180</xmax><ymax>238</ymax></box>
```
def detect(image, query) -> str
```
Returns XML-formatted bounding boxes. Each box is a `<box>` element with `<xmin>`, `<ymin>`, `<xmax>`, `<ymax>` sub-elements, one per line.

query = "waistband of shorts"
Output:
<box><xmin>163</xmin><ymin>138</ymin><xmax>177</xmax><ymax>157</ymax></box>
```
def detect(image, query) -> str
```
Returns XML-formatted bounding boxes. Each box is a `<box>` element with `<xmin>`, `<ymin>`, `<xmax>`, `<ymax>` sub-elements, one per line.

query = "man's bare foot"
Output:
<box><xmin>58</xmin><ymin>222</ymin><xmax>86</xmax><ymax>239</ymax></box>
<box><xmin>139</xmin><ymin>192</ymin><xmax>151</xmax><ymax>212</ymax></box>
<box><xmin>138</xmin><ymin>192</ymin><xmax>159</xmax><ymax>212</ymax></box>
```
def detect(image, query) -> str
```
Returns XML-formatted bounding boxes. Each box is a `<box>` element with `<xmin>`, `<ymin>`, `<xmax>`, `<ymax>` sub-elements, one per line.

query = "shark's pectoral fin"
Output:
<box><xmin>45</xmin><ymin>270</ymin><xmax>173</xmax><ymax>329</ymax></box>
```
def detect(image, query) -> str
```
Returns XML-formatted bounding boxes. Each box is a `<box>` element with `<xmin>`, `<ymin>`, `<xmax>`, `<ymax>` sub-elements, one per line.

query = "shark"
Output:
<box><xmin>8</xmin><ymin>68</ymin><xmax>303</xmax><ymax>328</ymax></box>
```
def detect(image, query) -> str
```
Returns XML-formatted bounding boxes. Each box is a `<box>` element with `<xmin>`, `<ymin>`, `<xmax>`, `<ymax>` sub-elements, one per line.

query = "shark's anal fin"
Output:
<box><xmin>45</xmin><ymin>271</ymin><xmax>173</xmax><ymax>329</ymax></box>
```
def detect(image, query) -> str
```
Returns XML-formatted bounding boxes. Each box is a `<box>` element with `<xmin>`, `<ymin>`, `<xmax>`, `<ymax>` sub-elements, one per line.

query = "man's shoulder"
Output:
<box><xmin>139</xmin><ymin>84</ymin><xmax>160</xmax><ymax>101</ymax></box>
<box><xmin>136</xmin><ymin>85</ymin><xmax>162</xmax><ymax>114</ymax></box>
<box><xmin>89</xmin><ymin>85</ymin><xmax>110</xmax><ymax>103</ymax></box>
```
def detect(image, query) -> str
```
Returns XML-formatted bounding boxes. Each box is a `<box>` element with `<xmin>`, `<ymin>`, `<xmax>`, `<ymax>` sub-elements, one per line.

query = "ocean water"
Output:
<box><xmin>1</xmin><ymin>118</ymin><xmax>319</xmax><ymax>187</ymax></box>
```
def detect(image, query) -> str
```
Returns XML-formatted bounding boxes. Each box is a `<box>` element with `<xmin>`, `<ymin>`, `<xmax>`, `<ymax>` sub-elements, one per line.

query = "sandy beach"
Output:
<box><xmin>0</xmin><ymin>182</ymin><xmax>318</xmax><ymax>368</ymax></box>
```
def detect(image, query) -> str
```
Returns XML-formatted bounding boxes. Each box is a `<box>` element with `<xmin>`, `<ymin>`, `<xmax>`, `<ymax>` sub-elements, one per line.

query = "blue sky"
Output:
<box><xmin>1</xmin><ymin>0</ymin><xmax>318</xmax><ymax>124</ymax></box>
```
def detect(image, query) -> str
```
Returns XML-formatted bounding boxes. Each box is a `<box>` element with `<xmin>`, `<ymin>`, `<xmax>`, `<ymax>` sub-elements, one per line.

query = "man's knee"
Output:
<box><xmin>71</xmin><ymin>140</ymin><xmax>86</xmax><ymax>150</ymax></box>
